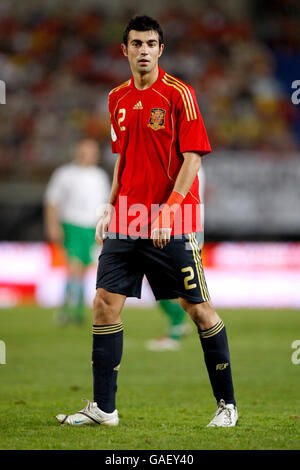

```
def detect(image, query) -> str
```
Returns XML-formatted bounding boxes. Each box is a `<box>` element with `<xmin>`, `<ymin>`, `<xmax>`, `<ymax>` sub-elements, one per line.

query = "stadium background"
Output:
<box><xmin>0</xmin><ymin>0</ymin><xmax>299</xmax><ymax>309</ymax></box>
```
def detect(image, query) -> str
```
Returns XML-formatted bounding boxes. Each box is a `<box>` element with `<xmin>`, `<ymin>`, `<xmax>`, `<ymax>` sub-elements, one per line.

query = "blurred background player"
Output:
<box><xmin>44</xmin><ymin>138</ymin><xmax>110</xmax><ymax>324</ymax></box>
<box><xmin>146</xmin><ymin>165</ymin><xmax>205</xmax><ymax>351</ymax></box>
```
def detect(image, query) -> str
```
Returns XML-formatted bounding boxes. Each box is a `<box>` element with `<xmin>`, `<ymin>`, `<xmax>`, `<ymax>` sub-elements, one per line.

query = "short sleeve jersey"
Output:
<box><xmin>45</xmin><ymin>163</ymin><xmax>111</xmax><ymax>228</ymax></box>
<box><xmin>108</xmin><ymin>67</ymin><xmax>211</xmax><ymax>237</ymax></box>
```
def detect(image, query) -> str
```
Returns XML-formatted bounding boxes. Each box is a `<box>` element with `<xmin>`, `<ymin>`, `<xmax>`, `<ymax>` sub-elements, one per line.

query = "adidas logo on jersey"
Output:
<box><xmin>133</xmin><ymin>101</ymin><xmax>143</xmax><ymax>110</ymax></box>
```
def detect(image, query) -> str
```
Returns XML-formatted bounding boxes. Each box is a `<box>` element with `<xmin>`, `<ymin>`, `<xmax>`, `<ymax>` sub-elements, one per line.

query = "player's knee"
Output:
<box><xmin>180</xmin><ymin>299</ymin><xmax>219</xmax><ymax>329</ymax></box>
<box><xmin>93</xmin><ymin>290</ymin><xmax>117</xmax><ymax>324</ymax></box>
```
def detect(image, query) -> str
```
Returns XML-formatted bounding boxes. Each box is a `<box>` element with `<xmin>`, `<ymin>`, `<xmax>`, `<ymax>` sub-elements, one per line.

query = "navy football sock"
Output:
<box><xmin>199</xmin><ymin>320</ymin><xmax>236</xmax><ymax>406</ymax></box>
<box><xmin>92</xmin><ymin>323</ymin><xmax>123</xmax><ymax>413</ymax></box>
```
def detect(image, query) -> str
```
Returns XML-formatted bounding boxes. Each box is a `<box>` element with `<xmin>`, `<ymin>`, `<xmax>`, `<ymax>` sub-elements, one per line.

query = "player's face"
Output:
<box><xmin>76</xmin><ymin>140</ymin><xmax>100</xmax><ymax>166</ymax></box>
<box><xmin>122</xmin><ymin>30</ymin><xmax>164</xmax><ymax>75</ymax></box>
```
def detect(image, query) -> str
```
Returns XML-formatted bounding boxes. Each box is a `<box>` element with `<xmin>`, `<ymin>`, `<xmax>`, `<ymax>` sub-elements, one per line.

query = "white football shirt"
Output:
<box><xmin>45</xmin><ymin>163</ymin><xmax>111</xmax><ymax>228</ymax></box>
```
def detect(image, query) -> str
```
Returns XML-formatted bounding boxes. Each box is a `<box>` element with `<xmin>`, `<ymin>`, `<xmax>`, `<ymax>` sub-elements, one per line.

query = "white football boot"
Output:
<box><xmin>206</xmin><ymin>399</ymin><xmax>238</xmax><ymax>427</ymax></box>
<box><xmin>145</xmin><ymin>336</ymin><xmax>181</xmax><ymax>351</ymax></box>
<box><xmin>56</xmin><ymin>399</ymin><xmax>119</xmax><ymax>426</ymax></box>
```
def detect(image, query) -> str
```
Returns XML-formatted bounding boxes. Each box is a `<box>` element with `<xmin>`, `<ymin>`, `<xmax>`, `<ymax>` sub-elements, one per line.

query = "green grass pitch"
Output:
<box><xmin>0</xmin><ymin>305</ymin><xmax>299</xmax><ymax>450</ymax></box>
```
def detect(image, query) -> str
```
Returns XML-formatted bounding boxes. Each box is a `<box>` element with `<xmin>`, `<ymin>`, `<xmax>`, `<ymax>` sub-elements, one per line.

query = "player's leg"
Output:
<box><xmin>56</xmin><ymin>236</ymin><xmax>143</xmax><ymax>426</ymax></box>
<box><xmin>66</xmin><ymin>258</ymin><xmax>85</xmax><ymax>323</ymax></box>
<box><xmin>179</xmin><ymin>298</ymin><xmax>236</xmax><ymax>406</ymax></box>
<box><xmin>179</xmin><ymin>298</ymin><xmax>237</xmax><ymax>426</ymax></box>
<box><xmin>55</xmin><ymin>289</ymin><xmax>126</xmax><ymax>427</ymax></box>
<box><xmin>54</xmin><ymin>256</ymin><xmax>85</xmax><ymax>325</ymax></box>
<box><xmin>146</xmin><ymin>299</ymin><xmax>188</xmax><ymax>351</ymax></box>
<box><xmin>158</xmin><ymin>299</ymin><xmax>187</xmax><ymax>339</ymax></box>
<box><xmin>91</xmin><ymin>236</ymin><xmax>143</xmax><ymax>419</ymax></box>
<box><xmin>92</xmin><ymin>288</ymin><xmax>126</xmax><ymax>414</ymax></box>
<box><xmin>57</xmin><ymin>223</ymin><xmax>87</xmax><ymax>324</ymax></box>
<box><xmin>69</xmin><ymin>225</ymin><xmax>97</xmax><ymax>324</ymax></box>
<box><xmin>143</xmin><ymin>233</ymin><xmax>237</xmax><ymax>426</ymax></box>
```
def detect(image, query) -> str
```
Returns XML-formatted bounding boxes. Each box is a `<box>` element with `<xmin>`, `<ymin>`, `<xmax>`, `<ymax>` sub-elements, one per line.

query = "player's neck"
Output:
<box><xmin>132</xmin><ymin>66</ymin><xmax>159</xmax><ymax>90</ymax></box>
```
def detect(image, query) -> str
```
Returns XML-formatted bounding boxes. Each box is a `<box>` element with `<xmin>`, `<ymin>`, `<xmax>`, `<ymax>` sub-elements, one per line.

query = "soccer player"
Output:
<box><xmin>56</xmin><ymin>16</ymin><xmax>238</xmax><ymax>427</ymax></box>
<box><xmin>44</xmin><ymin>138</ymin><xmax>110</xmax><ymax>324</ymax></box>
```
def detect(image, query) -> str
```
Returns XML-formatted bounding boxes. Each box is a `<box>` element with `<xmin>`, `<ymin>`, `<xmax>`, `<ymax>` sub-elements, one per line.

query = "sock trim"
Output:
<box><xmin>93</xmin><ymin>323</ymin><xmax>123</xmax><ymax>335</ymax></box>
<box><xmin>199</xmin><ymin>320</ymin><xmax>224</xmax><ymax>339</ymax></box>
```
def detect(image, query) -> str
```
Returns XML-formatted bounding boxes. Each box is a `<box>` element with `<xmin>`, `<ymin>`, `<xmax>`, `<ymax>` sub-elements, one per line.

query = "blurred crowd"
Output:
<box><xmin>0</xmin><ymin>0</ymin><xmax>299</xmax><ymax>181</ymax></box>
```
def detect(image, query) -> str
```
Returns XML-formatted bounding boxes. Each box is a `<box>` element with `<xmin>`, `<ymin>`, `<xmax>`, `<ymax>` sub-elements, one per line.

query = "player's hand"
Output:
<box><xmin>95</xmin><ymin>209</ymin><xmax>112</xmax><ymax>246</ymax></box>
<box><xmin>151</xmin><ymin>227</ymin><xmax>172</xmax><ymax>249</ymax></box>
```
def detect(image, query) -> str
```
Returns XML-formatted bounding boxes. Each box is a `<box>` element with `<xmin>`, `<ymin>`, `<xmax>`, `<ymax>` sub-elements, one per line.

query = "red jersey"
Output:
<box><xmin>108</xmin><ymin>66</ymin><xmax>211</xmax><ymax>237</ymax></box>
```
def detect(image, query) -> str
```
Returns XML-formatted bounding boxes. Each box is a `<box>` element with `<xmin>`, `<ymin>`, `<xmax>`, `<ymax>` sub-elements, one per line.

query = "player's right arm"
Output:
<box><xmin>95</xmin><ymin>153</ymin><xmax>121</xmax><ymax>245</ymax></box>
<box><xmin>44</xmin><ymin>202</ymin><xmax>64</xmax><ymax>244</ymax></box>
<box><xmin>44</xmin><ymin>168</ymin><xmax>65</xmax><ymax>244</ymax></box>
<box><xmin>95</xmin><ymin>90</ymin><xmax>124</xmax><ymax>245</ymax></box>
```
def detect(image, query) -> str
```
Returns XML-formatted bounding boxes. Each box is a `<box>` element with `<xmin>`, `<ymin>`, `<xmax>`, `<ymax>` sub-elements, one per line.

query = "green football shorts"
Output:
<box><xmin>62</xmin><ymin>222</ymin><xmax>96</xmax><ymax>265</ymax></box>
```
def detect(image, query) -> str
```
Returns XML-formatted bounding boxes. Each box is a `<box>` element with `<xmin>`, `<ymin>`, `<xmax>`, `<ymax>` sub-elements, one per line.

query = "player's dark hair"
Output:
<box><xmin>123</xmin><ymin>15</ymin><xmax>164</xmax><ymax>47</ymax></box>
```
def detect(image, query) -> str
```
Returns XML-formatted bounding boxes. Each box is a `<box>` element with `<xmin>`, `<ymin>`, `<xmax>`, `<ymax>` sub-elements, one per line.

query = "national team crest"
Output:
<box><xmin>148</xmin><ymin>108</ymin><xmax>166</xmax><ymax>130</ymax></box>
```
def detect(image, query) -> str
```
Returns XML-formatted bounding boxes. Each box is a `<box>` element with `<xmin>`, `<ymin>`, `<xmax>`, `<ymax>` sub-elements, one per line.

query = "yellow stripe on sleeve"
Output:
<box><xmin>162</xmin><ymin>77</ymin><xmax>192</xmax><ymax>121</ymax></box>
<box><xmin>165</xmin><ymin>73</ymin><xmax>197</xmax><ymax>120</ymax></box>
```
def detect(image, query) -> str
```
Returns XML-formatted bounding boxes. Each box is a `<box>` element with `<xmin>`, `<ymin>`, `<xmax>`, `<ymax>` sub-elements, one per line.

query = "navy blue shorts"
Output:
<box><xmin>96</xmin><ymin>232</ymin><xmax>210</xmax><ymax>303</ymax></box>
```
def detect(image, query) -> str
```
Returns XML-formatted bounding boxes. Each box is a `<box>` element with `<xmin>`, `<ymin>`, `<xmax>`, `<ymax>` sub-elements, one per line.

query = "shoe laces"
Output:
<box><xmin>215</xmin><ymin>399</ymin><xmax>232</xmax><ymax>424</ymax></box>
<box><xmin>80</xmin><ymin>398</ymin><xmax>94</xmax><ymax>413</ymax></box>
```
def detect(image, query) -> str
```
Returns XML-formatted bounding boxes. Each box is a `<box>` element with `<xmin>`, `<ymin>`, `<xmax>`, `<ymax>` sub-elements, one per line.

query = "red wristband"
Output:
<box><xmin>152</xmin><ymin>191</ymin><xmax>185</xmax><ymax>229</ymax></box>
<box><xmin>166</xmin><ymin>191</ymin><xmax>185</xmax><ymax>207</ymax></box>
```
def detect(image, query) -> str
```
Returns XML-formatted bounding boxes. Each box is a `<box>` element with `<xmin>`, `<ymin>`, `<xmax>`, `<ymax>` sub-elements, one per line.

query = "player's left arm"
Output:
<box><xmin>173</xmin><ymin>151</ymin><xmax>202</xmax><ymax>196</ymax></box>
<box><xmin>152</xmin><ymin>84</ymin><xmax>210</xmax><ymax>249</ymax></box>
<box><xmin>151</xmin><ymin>152</ymin><xmax>202</xmax><ymax>249</ymax></box>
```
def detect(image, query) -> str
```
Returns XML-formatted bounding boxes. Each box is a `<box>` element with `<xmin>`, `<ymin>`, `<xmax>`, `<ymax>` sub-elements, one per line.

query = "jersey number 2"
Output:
<box><xmin>118</xmin><ymin>108</ymin><xmax>126</xmax><ymax>131</ymax></box>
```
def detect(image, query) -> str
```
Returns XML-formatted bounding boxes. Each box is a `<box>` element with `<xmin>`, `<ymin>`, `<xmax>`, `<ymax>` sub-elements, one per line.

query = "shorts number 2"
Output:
<box><xmin>181</xmin><ymin>266</ymin><xmax>197</xmax><ymax>290</ymax></box>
